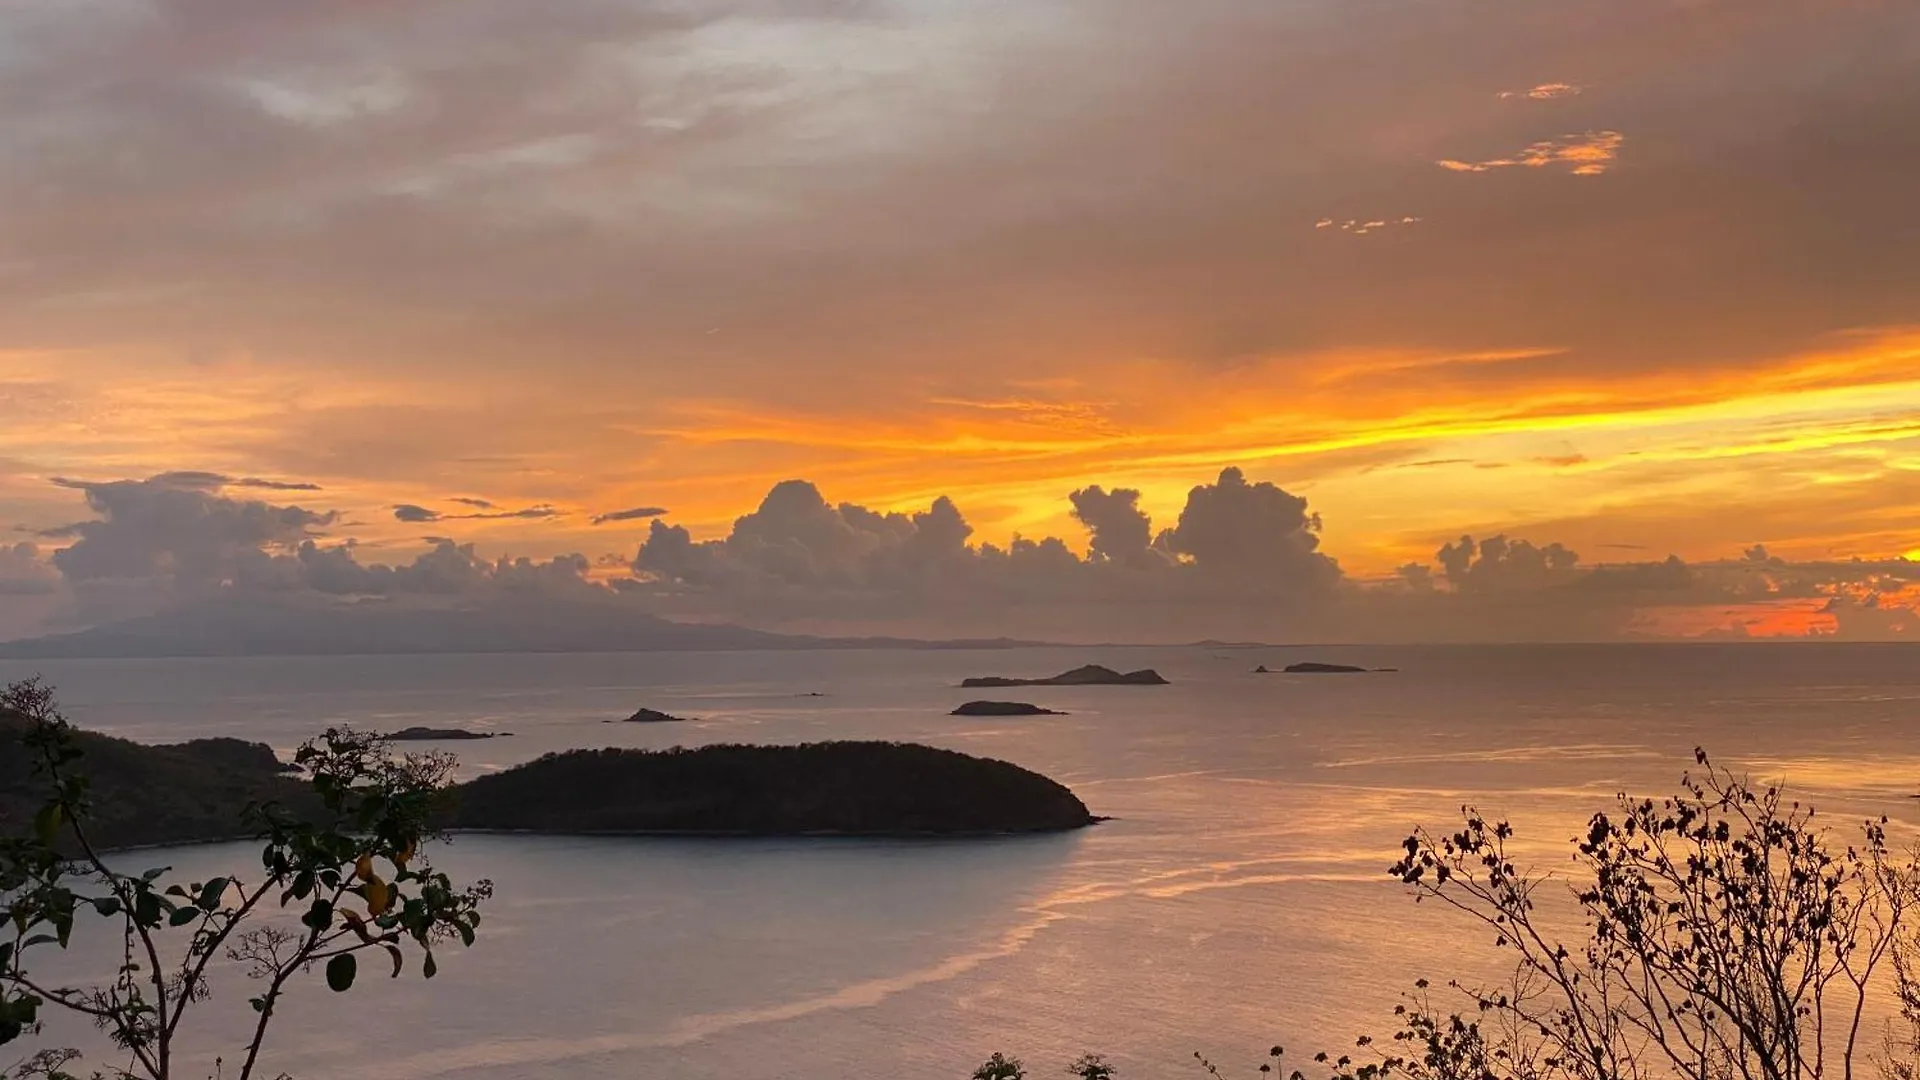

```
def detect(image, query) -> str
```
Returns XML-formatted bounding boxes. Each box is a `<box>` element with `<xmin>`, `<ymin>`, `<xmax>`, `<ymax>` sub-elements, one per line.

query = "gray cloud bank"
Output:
<box><xmin>3</xmin><ymin>469</ymin><xmax>1915</xmax><ymax>648</ymax></box>
<box><xmin>0</xmin><ymin>0</ymin><xmax>1913</xmax><ymax>395</ymax></box>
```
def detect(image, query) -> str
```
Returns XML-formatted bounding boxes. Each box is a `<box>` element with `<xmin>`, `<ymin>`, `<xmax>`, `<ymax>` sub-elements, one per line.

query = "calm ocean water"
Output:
<box><xmin>6</xmin><ymin>644</ymin><xmax>1920</xmax><ymax>1079</ymax></box>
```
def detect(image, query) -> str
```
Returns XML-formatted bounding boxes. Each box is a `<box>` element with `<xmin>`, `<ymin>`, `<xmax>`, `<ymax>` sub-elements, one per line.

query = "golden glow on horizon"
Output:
<box><xmin>5</xmin><ymin>329</ymin><xmax>1920</xmax><ymax>584</ymax></box>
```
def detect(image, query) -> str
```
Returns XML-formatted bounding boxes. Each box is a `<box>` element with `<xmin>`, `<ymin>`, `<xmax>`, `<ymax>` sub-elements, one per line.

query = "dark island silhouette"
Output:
<box><xmin>625</xmin><ymin>707</ymin><xmax>690</xmax><ymax>723</ymax></box>
<box><xmin>2</xmin><ymin>719</ymin><xmax>1097</xmax><ymax>847</ymax></box>
<box><xmin>389</xmin><ymin>726</ymin><xmax>506</xmax><ymax>740</ymax></box>
<box><xmin>447</xmin><ymin>743</ymin><xmax>1095</xmax><ymax>835</ymax></box>
<box><xmin>1256</xmin><ymin>662</ymin><xmax>1378</xmax><ymax>674</ymax></box>
<box><xmin>951</xmin><ymin>701</ymin><xmax>1066</xmax><ymax>717</ymax></box>
<box><xmin>961</xmin><ymin>664</ymin><xmax>1168</xmax><ymax>688</ymax></box>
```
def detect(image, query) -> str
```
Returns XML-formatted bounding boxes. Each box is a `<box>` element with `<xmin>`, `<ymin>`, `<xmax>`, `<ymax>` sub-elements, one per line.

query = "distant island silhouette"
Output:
<box><xmin>389</xmin><ymin>726</ymin><xmax>506</xmax><ymax>740</ymax></box>
<box><xmin>2</xmin><ymin>719</ymin><xmax>1097</xmax><ymax>847</ymax></box>
<box><xmin>951</xmin><ymin>701</ymin><xmax>1066</xmax><ymax>716</ymax></box>
<box><xmin>1256</xmin><ymin>662</ymin><xmax>1380</xmax><ymax>674</ymax></box>
<box><xmin>449</xmin><ymin>743</ymin><xmax>1095</xmax><ymax>835</ymax></box>
<box><xmin>961</xmin><ymin>664</ymin><xmax>1168</xmax><ymax>688</ymax></box>
<box><xmin>0</xmin><ymin>597</ymin><xmax>1054</xmax><ymax>659</ymax></box>
<box><xmin>624</xmin><ymin>707</ymin><xmax>690</xmax><ymax>723</ymax></box>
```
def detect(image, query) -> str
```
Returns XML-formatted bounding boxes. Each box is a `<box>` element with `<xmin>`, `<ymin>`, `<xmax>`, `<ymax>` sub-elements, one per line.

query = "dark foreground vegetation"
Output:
<box><xmin>1</xmin><ymin>679</ymin><xmax>490</xmax><ymax>1080</ymax></box>
<box><xmin>0</xmin><ymin>716</ymin><xmax>311</xmax><ymax>850</ymax></box>
<box><xmin>449</xmin><ymin>742</ymin><xmax>1095</xmax><ymax>835</ymax></box>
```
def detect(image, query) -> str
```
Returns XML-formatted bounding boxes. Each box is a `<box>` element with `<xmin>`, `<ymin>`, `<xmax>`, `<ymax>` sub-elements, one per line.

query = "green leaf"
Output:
<box><xmin>32</xmin><ymin>803</ymin><xmax>62</xmax><ymax>844</ymax></box>
<box><xmin>21</xmin><ymin>934</ymin><xmax>58</xmax><ymax>949</ymax></box>
<box><xmin>91</xmin><ymin>896</ymin><xmax>122</xmax><ymax>918</ymax></box>
<box><xmin>325</xmin><ymin>952</ymin><xmax>357</xmax><ymax>993</ymax></box>
<box><xmin>134</xmin><ymin>891</ymin><xmax>162</xmax><ymax>929</ymax></box>
<box><xmin>385</xmin><ymin>944</ymin><xmax>404</xmax><ymax>978</ymax></box>
<box><xmin>169</xmin><ymin>906</ymin><xmax>201</xmax><ymax>928</ymax></box>
<box><xmin>197</xmin><ymin>877</ymin><xmax>230</xmax><ymax>912</ymax></box>
<box><xmin>302</xmin><ymin>898</ymin><xmax>334</xmax><ymax>932</ymax></box>
<box><xmin>422</xmin><ymin>950</ymin><xmax>437</xmax><ymax>979</ymax></box>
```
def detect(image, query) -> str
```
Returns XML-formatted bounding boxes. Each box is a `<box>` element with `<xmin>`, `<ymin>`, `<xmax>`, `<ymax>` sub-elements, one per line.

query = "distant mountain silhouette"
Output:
<box><xmin>0</xmin><ymin>597</ymin><xmax>1046</xmax><ymax>659</ymax></box>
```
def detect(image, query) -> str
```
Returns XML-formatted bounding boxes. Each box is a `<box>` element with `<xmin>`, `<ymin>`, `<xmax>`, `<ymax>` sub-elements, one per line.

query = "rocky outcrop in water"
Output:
<box><xmin>961</xmin><ymin>664</ymin><xmax>1167</xmax><ymax>688</ymax></box>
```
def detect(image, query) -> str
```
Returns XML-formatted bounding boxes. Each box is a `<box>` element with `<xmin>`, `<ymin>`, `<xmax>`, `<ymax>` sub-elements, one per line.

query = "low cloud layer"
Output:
<box><xmin>6</xmin><ymin>467</ymin><xmax>1915</xmax><ymax>646</ymax></box>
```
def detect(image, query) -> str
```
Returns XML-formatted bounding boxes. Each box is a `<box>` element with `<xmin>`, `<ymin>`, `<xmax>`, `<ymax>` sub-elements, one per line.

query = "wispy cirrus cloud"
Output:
<box><xmin>1314</xmin><ymin>216</ymin><xmax>1422</xmax><ymax>235</ymax></box>
<box><xmin>591</xmin><ymin>506</ymin><xmax>670</xmax><ymax>526</ymax></box>
<box><xmin>1499</xmin><ymin>82</ymin><xmax>1583</xmax><ymax>100</ymax></box>
<box><xmin>392</xmin><ymin>503</ymin><xmax>559</xmax><ymax>524</ymax></box>
<box><xmin>1438</xmin><ymin>131</ymin><xmax>1625</xmax><ymax>176</ymax></box>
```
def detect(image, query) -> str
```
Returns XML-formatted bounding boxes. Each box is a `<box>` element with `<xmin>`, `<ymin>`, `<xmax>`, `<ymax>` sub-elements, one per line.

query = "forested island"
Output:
<box><xmin>0</xmin><ymin>719</ymin><xmax>1097</xmax><ymax>846</ymax></box>
<box><xmin>449</xmin><ymin>743</ymin><xmax>1095</xmax><ymax>835</ymax></box>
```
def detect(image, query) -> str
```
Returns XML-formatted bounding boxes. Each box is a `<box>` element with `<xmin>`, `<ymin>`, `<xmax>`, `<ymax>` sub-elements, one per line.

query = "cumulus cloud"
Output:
<box><xmin>48</xmin><ymin>475</ymin><xmax>337</xmax><ymax>584</ymax></box>
<box><xmin>1436</xmin><ymin>534</ymin><xmax>1580</xmax><ymax>591</ymax></box>
<box><xmin>1068</xmin><ymin>486</ymin><xmax>1159</xmax><ymax>567</ymax></box>
<box><xmin>13</xmin><ymin>465</ymin><xmax>1920</xmax><ymax>646</ymax></box>
<box><xmin>1161</xmin><ymin>467</ymin><xmax>1338</xmax><ymax>586</ymax></box>
<box><xmin>0</xmin><ymin>542</ymin><xmax>58</xmax><ymax>596</ymax></box>
<box><xmin>629</xmin><ymin>467</ymin><xmax>1343</xmax><ymax>636</ymax></box>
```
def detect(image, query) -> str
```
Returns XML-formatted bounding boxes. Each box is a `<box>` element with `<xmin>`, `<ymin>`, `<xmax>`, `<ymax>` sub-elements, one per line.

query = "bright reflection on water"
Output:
<box><xmin>6</xmin><ymin>644</ymin><xmax>1919</xmax><ymax>1078</ymax></box>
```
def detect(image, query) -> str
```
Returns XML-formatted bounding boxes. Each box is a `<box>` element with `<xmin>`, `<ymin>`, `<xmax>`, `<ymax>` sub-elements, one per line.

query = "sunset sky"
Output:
<box><xmin>2</xmin><ymin>0</ymin><xmax>1918</xmax><ymax>643</ymax></box>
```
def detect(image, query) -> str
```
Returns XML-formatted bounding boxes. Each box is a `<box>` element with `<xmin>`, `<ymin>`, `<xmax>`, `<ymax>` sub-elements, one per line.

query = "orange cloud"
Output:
<box><xmin>1498</xmin><ymin>82</ymin><xmax>1584</xmax><ymax>100</ymax></box>
<box><xmin>1313</xmin><ymin>216</ymin><xmax>1422</xmax><ymax>235</ymax></box>
<box><xmin>1439</xmin><ymin>130</ymin><xmax>1624</xmax><ymax>176</ymax></box>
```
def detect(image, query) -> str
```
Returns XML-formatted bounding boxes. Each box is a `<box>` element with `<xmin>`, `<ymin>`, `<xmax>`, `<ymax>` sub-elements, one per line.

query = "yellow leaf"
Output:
<box><xmin>366</xmin><ymin>876</ymin><xmax>393</xmax><ymax>917</ymax></box>
<box><xmin>354</xmin><ymin>854</ymin><xmax>374</xmax><ymax>882</ymax></box>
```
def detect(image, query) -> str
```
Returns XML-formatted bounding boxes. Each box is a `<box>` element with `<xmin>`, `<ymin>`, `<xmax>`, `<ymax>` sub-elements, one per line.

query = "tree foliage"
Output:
<box><xmin>982</xmin><ymin>751</ymin><xmax>1920</xmax><ymax>1080</ymax></box>
<box><xmin>0</xmin><ymin>679</ymin><xmax>492</xmax><ymax>1080</ymax></box>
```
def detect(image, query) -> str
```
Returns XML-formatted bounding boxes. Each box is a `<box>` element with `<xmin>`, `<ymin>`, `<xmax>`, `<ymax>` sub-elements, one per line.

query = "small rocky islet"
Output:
<box><xmin>960</xmin><ymin>664</ymin><xmax>1168</xmax><ymax>688</ymax></box>
<box><xmin>615</xmin><ymin>707</ymin><xmax>691</xmax><ymax>723</ymax></box>
<box><xmin>951</xmin><ymin>701</ymin><xmax>1066</xmax><ymax>717</ymax></box>
<box><xmin>388</xmin><ymin>726</ymin><xmax>508</xmax><ymax>741</ymax></box>
<box><xmin>1254</xmin><ymin>662</ymin><xmax>1392</xmax><ymax>674</ymax></box>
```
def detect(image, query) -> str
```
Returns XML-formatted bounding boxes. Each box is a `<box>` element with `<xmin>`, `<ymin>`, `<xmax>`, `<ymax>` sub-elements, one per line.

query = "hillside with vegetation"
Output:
<box><xmin>449</xmin><ymin>742</ymin><xmax>1097</xmax><ymax>835</ymax></box>
<box><xmin>0</xmin><ymin>714</ymin><xmax>312</xmax><ymax>850</ymax></box>
<box><xmin>1</xmin><ymin>717</ymin><xmax>1096</xmax><ymax>847</ymax></box>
